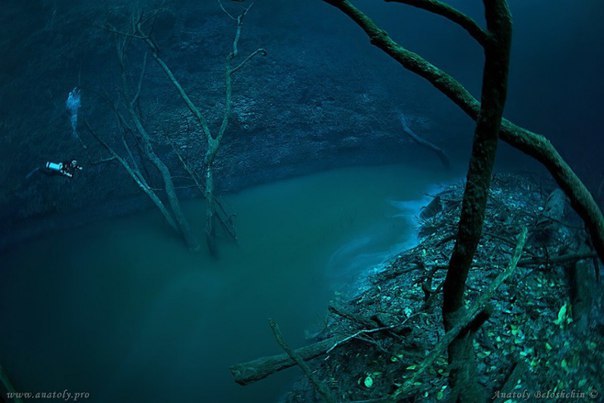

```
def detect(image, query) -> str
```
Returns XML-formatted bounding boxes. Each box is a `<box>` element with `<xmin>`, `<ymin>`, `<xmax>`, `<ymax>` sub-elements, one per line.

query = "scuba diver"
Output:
<box><xmin>45</xmin><ymin>159</ymin><xmax>83</xmax><ymax>178</ymax></box>
<box><xmin>26</xmin><ymin>159</ymin><xmax>83</xmax><ymax>179</ymax></box>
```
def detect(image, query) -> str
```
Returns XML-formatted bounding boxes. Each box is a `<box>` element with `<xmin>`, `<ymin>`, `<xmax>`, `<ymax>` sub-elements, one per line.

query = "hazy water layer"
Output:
<box><xmin>0</xmin><ymin>164</ymin><xmax>451</xmax><ymax>402</ymax></box>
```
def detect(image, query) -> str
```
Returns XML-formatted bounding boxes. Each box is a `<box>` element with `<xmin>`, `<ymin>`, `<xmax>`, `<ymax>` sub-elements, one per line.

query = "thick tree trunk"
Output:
<box><xmin>441</xmin><ymin>1</ymin><xmax>512</xmax><ymax>400</ymax></box>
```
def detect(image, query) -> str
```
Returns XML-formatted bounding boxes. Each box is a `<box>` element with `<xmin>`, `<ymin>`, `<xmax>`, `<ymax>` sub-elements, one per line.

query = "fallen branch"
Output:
<box><xmin>269</xmin><ymin>319</ymin><xmax>336</xmax><ymax>403</ymax></box>
<box><xmin>122</xmin><ymin>68</ymin><xmax>199</xmax><ymax>250</ymax></box>
<box><xmin>400</xmin><ymin>114</ymin><xmax>450</xmax><ymax>169</ymax></box>
<box><xmin>230</xmin><ymin>337</ymin><xmax>338</xmax><ymax>385</ymax></box>
<box><xmin>231</xmin><ymin>306</ymin><xmax>416</xmax><ymax>386</ymax></box>
<box><xmin>92</xmin><ymin>25</ymin><xmax>199</xmax><ymax>250</ymax></box>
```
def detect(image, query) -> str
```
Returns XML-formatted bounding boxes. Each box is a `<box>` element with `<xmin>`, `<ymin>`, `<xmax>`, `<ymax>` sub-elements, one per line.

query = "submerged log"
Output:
<box><xmin>269</xmin><ymin>320</ymin><xmax>336</xmax><ymax>403</ymax></box>
<box><xmin>230</xmin><ymin>337</ymin><xmax>337</xmax><ymax>385</ymax></box>
<box><xmin>231</xmin><ymin>319</ymin><xmax>401</xmax><ymax>386</ymax></box>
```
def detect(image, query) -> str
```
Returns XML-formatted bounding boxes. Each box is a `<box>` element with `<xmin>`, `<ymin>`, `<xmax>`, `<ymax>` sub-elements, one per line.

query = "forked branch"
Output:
<box><xmin>129</xmin><ymin>5</ymin><xmax>265</xmax><ymax>254</ymax></box>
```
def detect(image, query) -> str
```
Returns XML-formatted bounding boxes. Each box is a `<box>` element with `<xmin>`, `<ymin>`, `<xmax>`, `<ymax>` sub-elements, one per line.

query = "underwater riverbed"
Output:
<box><xmin>0</xmin><ymin>164</ymin><xmax>453</xmax><ymax>402</ymax></box>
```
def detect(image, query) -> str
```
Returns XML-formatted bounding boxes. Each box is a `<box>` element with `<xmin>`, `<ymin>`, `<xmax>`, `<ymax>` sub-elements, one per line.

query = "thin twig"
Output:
<box><xmin>89</xmin><ymin>156</ymin><xmax>117</xmax><ymax>165</ymax></box>
<box><xmin>218</xmin><ymin>0</ymin><xmax>236</xmax><ymax>20</ymax></box>
<box><xmin>232</xmin><ymin>48</ymin><xmax>267</xmax><ymax>74</ymax></box>
<box><xmin>326</xmin><ymin>325</ymin><xmax>396</xmax><ymax>354</ymax></box>
<box><xmin>132</xmin><ymin>52</ymin><xmax>148</xmax><ymax>106</ymax></box>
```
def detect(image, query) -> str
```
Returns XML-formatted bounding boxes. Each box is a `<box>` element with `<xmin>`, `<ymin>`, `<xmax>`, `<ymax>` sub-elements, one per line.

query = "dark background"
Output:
<box><xmin>1</xmin><ymin>0</ymin><xmax>603</xmax><ymax>249</ymax></box>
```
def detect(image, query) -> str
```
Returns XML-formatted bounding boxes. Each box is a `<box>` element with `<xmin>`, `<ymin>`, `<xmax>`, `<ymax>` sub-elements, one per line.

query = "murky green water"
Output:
<box><xmin>0</xmin><ymin>164</ymin><xmax>452</xmax><ymax>402</ymax></box>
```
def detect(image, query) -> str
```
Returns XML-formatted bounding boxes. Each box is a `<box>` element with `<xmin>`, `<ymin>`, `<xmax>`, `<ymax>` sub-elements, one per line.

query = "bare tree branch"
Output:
<box><xmin>232</xmin><ymin>48</ymin><xmax>268</xmax><ymax>74</ymax></box>
<box><xmin>322</xmin><ymin>0</ymin><xmax>604</xmax><ymax>264</ymax></box>
<box><xmin>134</xmin><ymin>20</ymin><xmax>213</xmax><ymax>139</ymax></box>
<box><xmin>84</xmin><ymin>120</ymin><xmax>178</xmax><ymax>231</ymax></box>
<box><xmin>218</xmin><ymin>0</ymin><xmax>237</xmax><ymax>21</ymax></box>
<box><xmin>399</xmin><ymin>113</ymin><xmax>450</xmax><ymax>168</ymax></box>
<box><xmin>384</xmin><ymin>0</ymin><xmax>489</xmax><ymax>45</ymax></box>
<box><xmin>129</xmin><ymin>4</ymin><xmax>263</xmax><ymax>254</ymax></box>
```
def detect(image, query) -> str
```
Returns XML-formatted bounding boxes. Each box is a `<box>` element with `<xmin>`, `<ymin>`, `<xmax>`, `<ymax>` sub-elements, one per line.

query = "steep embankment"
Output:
<box><xmin>0</xmin><ymin>2</ymin><xmax>470</xmax><ymax>251</ymax></box>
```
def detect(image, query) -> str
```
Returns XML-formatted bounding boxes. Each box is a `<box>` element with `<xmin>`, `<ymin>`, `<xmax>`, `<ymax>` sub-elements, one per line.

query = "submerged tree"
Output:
<box><xmin>131</xmin><ymin>3</ymin><xmax>266</xmax><ymax>255</ymax></box>
<box><xmin>322</xmin><ymin>0</ymin><xmax>604</xmax><ymax>400</ymax></box>
<box><xmin>87</xmin><ymin>14</ymin><xmax>199</xmax><ymax>250</ymax></box>
<box><xmin>91</xmin><ymin>2</ymin><xmax>265</xmax><ymax>254</ymax></box>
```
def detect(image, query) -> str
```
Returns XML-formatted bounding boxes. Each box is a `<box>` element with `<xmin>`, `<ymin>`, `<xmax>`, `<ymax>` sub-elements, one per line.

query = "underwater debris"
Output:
<box><xmin>232</xmin><ymin>173</ymin><xmax>603</xmax><ymax>402</ymax></box>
